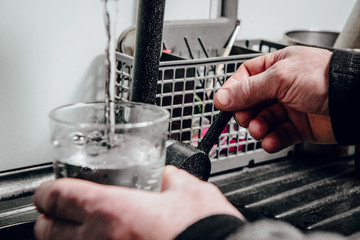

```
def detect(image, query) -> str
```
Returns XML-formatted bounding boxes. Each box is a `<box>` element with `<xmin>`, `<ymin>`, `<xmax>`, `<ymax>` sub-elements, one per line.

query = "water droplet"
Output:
<box><xmin>52</xmin><ymin>140</ymin><xmax>60</xmax><ymax>147</ymax></box>
<box><xmin>70</xmin><ymin>132</ymin><xmax>86</xmax><ymax>147</ymax></box>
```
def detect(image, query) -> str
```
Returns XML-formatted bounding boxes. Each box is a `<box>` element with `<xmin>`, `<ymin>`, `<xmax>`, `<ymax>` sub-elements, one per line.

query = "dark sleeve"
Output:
<box><xmin>175</xmin><ymin>216</ymin><xmax>346</xmax><ymax>240</ymax></box>
<box><xmin>175</xmin><ymin>214</ymin><xmax>245</xmax><ymax>240</ymax></box>
<box><xmin>329</xmin><ymin>49</ymin><xmax>360</xmax><ymax>145</ymax></box>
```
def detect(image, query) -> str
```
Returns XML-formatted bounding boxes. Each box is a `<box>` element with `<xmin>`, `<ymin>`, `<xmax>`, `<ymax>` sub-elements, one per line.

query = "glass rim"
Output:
<box><xmin>49</xmin><ymin>101</ymin><xmax>170</xmax><ymax>129</ymax></box>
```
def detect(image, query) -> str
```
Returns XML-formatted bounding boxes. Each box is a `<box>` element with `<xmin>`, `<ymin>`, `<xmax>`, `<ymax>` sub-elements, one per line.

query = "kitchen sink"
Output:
<box><xmin>2</xmin><ymin>155</ymin><xmax>360</xmax><ymax>239</ymax></box>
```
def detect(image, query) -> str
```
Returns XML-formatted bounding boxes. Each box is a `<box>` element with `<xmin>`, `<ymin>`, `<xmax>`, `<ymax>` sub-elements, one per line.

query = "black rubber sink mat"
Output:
<box><xmin>210</xmin><ymin>156</ymin><xmax>360</xmax><ymax>237</ymax></box>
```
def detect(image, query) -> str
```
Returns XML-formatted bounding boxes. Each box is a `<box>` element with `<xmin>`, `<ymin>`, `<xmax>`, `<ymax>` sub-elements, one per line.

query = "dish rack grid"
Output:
<box><xmin>115</xmin><ymin>39</ymin><xmax>294</xmax><ymax>173</ymax></box>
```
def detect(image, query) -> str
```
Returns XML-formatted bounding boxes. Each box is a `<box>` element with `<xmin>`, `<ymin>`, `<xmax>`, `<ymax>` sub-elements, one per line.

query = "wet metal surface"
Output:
<box><xmin>0</xmin><ymin>164</ymin><xmax>53</xmax><ymax>239</ymax></box>
<box><xmin>2</xmin><ymin>157</ymin><xmax>360</xmax><ymax>238</ymax></box>
<box><xmin>210</xmin><ymin>156</ymin><xmax>360</xmax><ymax>237</ymax></box>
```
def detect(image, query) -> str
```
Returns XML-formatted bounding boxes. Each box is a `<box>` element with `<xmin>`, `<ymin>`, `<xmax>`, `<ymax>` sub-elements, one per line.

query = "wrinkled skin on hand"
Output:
<box><xmin>214</xmin><ymin>46</ymin><xmax>336</xmax><ymax>153</ymax></box>
<box><xmin>33</xmin><ymin>166</ymin><xmax>244</xmax><ymax>240</ymax></box>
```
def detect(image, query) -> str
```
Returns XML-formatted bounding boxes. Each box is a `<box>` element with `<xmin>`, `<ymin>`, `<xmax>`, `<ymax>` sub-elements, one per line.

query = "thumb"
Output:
<box><xmin>214</xmin><ymin>72</ymin><xmax>277</xmax><ymax>111</ymax></box>
<box><xmin>161</xmin><ymin>165</ymin><xmax>203</xmax><ymax>192</ymax></box>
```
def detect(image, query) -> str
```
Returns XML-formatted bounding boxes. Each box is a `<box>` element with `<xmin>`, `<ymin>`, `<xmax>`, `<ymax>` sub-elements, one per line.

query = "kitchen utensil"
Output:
<box><xmin>166</xmin><ymin>111</ymin><xmax>234</xmax><ymax>181</ymax></box>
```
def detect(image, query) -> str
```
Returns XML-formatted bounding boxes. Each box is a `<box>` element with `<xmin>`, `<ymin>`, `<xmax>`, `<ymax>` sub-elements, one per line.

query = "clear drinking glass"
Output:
<box><xmin>49</xmin><ymin>101</ymin><xmax>169</xmax><ymax>191</ymax></box>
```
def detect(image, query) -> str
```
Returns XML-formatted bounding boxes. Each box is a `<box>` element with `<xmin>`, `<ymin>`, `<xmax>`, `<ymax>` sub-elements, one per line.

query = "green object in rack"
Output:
<box><xmin>194</xmin><ymin>94</ymin><xmax>203</xmax><ymax>114</ymax></box>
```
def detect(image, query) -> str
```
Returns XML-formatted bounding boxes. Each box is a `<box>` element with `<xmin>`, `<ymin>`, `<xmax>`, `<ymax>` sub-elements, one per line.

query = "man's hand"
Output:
<box><xmin>214</xmin><ymin>46</ymin><xmax>337</xmax><ymax>153</ymax></box>
<box><xmin>33</xmin><ymin>166</ymin><xmax>244</xmax><ymax>240</ymax></box>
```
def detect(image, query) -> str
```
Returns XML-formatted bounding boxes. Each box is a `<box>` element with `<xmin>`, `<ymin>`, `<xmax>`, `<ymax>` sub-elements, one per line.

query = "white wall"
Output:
<box><xmin>0</xmin><ymin>0</ymin><xmax>136</xmax><ymax>171</ymax></box>
<box><xmin>0</xmin><ymin>0</ymin><xmax>356</xmax><ymax>171</ymax></box>
<box><xmin>237</xmin><ymin>0</ymin><xmax>356</xmax><ymax>42</ymax></box>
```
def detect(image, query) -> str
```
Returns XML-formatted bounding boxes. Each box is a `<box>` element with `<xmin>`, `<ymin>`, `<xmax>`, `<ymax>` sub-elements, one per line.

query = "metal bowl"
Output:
<box><xmin>284</xmin><ymin>29</ymin><xmax>339</xmax><ymax>50</ymax></box>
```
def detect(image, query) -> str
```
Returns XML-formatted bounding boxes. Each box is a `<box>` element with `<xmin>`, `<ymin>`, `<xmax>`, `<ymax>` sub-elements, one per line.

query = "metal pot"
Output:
<box><xmin>284</xmin><ymin>29</ymin><xmax>339</xmax><ymax>50</ymax></box>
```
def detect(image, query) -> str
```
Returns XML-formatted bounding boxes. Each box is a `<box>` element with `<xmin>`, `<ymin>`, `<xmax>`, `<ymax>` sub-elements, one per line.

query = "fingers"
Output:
<box><xmin>214</xmin><ymin>51</ymin><xmax>281</xmax><ymax>112</ymax></box>
<box><xmin>215</xmin><ymin>71</ymin><xmax>283</xmax><ymax>112</ymax></box>
<box><xmin>35</xmin><ymin>214</ymin><xmax>81</xmax><ymax>240</ymax></box>
<box><xmin>234</xmin><ymin>109</ymin><xmax>257</xmax><ymax>128</ymax></box>
<box><xmin>261</xmin><ymin>122</ymin><xmax>302</xmax><ymax>153</ymax></box>
<box><xmin>247</xmin><ymin>103</ymin><xmax>288</xmax><ymax>140</ymax></box>
<box><xmin>34</xmin><ymin>178</ymin><xmax>108</xmax><ymax>223</ymax></box>
<box><xmin>236</xmin><ymin>103</ymin><xmax>302</xmax><ymax>153</ymax></box>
